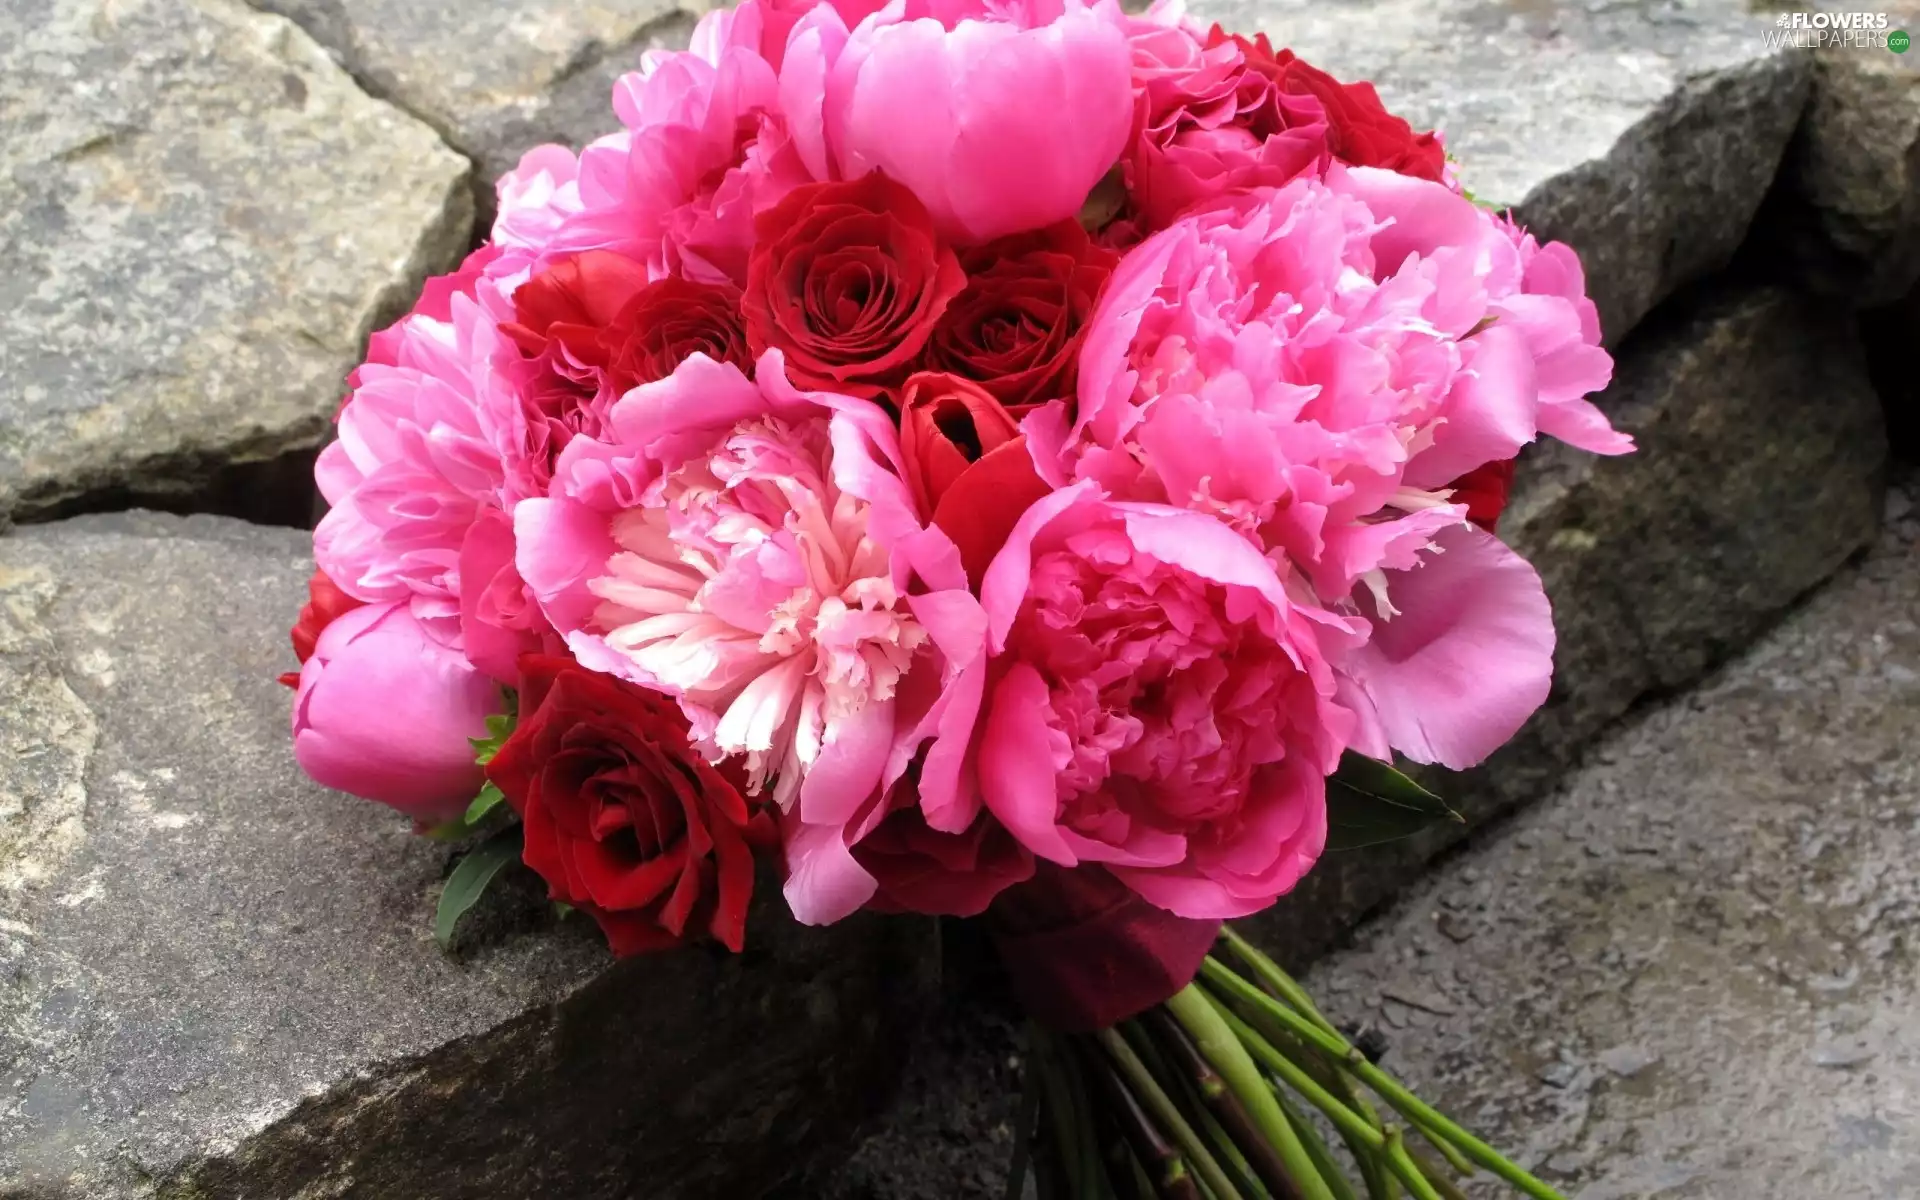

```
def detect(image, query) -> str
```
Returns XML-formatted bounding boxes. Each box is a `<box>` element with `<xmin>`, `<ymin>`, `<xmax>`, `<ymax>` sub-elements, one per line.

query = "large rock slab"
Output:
<box><xmin>1189</xmin><ymin>0</ymin><xmax>1810</xmax><ymax>344</ymax></box>
<box><xmin>249</xmin><ymin>0</ymin><xmax>704</xmax><ymax>218</ymax></box>
<box><xmin>0</xmin><ymin>0</ymin><xmax>472</xmax><ymax>525</ymax></box>
<box><xmin>1298</xmin><ymin>474</ymin><xmax>1920</xmax><ymax>1198</ymax></box>
<box><xmin>1763</xmin><ymin>26</ymin><xmax>1920</xmax><ymax>304</ymax></box>
<box><xmin>1245</xmin><ymin>283</ymin><xmax>1887</xmax><ymax>964</ymax></box>
<box><xmin>0</xmin><ymin>513</ymin><xmax>937</xmax><ymax>1199</ymax></box>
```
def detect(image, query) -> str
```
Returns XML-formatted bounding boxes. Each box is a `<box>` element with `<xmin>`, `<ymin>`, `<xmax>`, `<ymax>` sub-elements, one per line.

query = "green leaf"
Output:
<box><xmin>469</xmin><ymin>688</ymin><xmax>520</xmax><ymax>766</ymax></box>
<box><xmin>1324</xmin><ymin>752</ymin><xmax>1462</xmax><ymax>852</ymax></box>
<box><xmin>434</xmin><ymin>829</ymin><xmax>522</xmax><ymax>951</ymax></box>
<box><xmin>464</xmin><ymin>782</ymin><xmax>507</xmax><ymax>826</ymax></box>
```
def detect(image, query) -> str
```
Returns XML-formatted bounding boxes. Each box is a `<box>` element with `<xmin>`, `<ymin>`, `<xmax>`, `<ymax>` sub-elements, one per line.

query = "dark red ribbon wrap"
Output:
<box><xmin>988</xmin><ymin>862</ymin><xmax>1222</xmax><ymax>1032</ymax></box>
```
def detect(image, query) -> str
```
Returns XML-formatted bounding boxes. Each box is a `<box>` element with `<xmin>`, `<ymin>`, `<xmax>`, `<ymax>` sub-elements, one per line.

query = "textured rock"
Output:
<box><xmin>1187</xmin><ymin>0</ymin><xmax>1810</xmax><ymax>344</ymax></box>
<box><xmin>1765</xmin><ymin>27</ymin><xmax>1920</xmax><ymax>304</ymax></box>
<box><xmin>814</xmin><ymin>283</ymin><xmax>1889</xmax><ymax>1198</ymax></box>
<box><xmin>1245</xmin><ymin>283</ymin><xmax>1887</xmax><ymax>964</ymax></box>
<box><xmin>249</xmin><ymin>0</ymin><xmax>704</xmax><ymax>217</ymax></box>
<box><xmin>0</xmin><ymin>514</ymin><xmax>936</xmax><ymax>1199</ymax></box>
<box><xmin>1297</xmin><ymin>474</ymin><xmax>1920</xmax><ymax>1198</ymax></box>
<box><xmin>0</xmin><ymin>0</ymin><xmax>472</xmax><ymax>524</ymax></box>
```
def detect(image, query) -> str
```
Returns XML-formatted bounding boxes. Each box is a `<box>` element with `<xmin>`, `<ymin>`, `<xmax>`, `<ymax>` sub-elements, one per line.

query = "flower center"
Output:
<box><xmin>586</xmin><ymin>416</ymin><xmax>926</xmax><ymax>803</ymax></box>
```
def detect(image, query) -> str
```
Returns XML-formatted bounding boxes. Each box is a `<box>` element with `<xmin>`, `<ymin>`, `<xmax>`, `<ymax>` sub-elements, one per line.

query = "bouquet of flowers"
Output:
<box><xmin>284</xmin><ymin>0</ymin><xmax>1631</xmax><ymax>1193</ymax></box>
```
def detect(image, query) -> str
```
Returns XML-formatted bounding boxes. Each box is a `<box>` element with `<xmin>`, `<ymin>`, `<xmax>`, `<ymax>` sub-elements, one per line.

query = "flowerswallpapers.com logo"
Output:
<box><xmin>1766</xmin><ymin>11</ymin><xmax>1909</xmax><ymax>50</ymax></box>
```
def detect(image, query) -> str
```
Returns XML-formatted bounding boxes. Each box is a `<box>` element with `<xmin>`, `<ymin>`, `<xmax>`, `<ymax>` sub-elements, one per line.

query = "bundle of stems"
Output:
<box><xmin>1013</xmin><ymin>927</ymin><xmax>1564</xmax><ymax>1200</ymax></box>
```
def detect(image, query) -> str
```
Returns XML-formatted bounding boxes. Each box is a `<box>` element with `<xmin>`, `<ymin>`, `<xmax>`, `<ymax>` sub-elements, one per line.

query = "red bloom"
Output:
<box><xmin>850</xmin><ymin>790</ymin><xmax>1035</xmax><ymax>918</ymax></box>
<box><xmin>499</xmin><ymin>250</ymin><xmax>651</xmax><ymax>367</ymax></box>
<box><xmin>1448</xmin><ymin>457</ymin><xmax>1518</xmax><ymax>532</ymax></box>
<box><xmin>921</xmin><ymin>221</ymin><xmax>1117</xmax><ymax>410</ymax></box>
<box><xmin>600</xmin><ymin>277</ymin><xmax>752</xmax><ymax>393</ymax></box>
<box><xmin>278</xmin><ymin>569</ymin><xmax>365</xmax><ymax>689</ymax></box>
<box><xmin>1212</xmin><ymin>30</ymin><xmax>1446</xmax><ymax>183</ymax></box>
<box><xmin>744</xmin><ymin>173</ymin><xmax>967</xmax><ymax>397</ymax></box>
<box><xmin>486</xmin><ymin>657</ymin><xmax>771</xmax><ymax>955</ymax></box>
<box><xmin>896</xmin><ymin>372</ymin><xmax>1024</xmax><ymax>517</ymax></box>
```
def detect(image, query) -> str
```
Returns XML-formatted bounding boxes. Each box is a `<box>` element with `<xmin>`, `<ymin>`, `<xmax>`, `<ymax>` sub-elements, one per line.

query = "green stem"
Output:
<box><xmin>1099</xmin><ymin>1028</ymin><xmax>1249</xmax><ymax>1200</ymax></box>
<box><xmin>1269</xmin><ymin>1084</ymin><xmax>1361</xmax><ymax>1200</ymax></box>
<box><xmin>1087</xmin><ymin>1039</ymin><xmax>1196</xmax><ymax>1200</ymax></box>
<box><xmin>1198</xmin><ymin>960</ymin><xmax>1564</xmax><ymax>1200</ymax></box>
<box><xmin>1212</xmin><ymin>941</ymin><xmax>1402</xmax><ymax>1199</ymax></box>
<box><xmin>1165</xmin><ymin>985</ymin><xmax>1336</xmax><ymax>1200</ymax></box>
<box><xmin>1203</xmin><ymin>995</ymin><xmax>1456</xmax><ymax>1200</ymax></box>
<box><xmin>1217</xmin><ymin>932</ymin><xmax>1470</xmax><ymax>1180</ymax></box>
<box><xmin>1219</xmin><ymin>928</ymin><xmax>1342</xmax><ymax>1039</ymax></box>
<box><xmin>1142</xmin><ymin>1011</ymin><xmax>1280</xmax><ymax>1200</ymax></box>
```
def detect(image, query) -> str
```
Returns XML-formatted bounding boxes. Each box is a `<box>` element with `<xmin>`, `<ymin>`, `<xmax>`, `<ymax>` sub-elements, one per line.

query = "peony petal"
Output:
<box><xmin>1336</xmin><ymin>523</ymin><xmax>1554</xmax><ymax>769</ymax></box>
<box><xmin>979</xmin><ymin>661</ymin><xmax>1076</xmax><ymax>864</ymax></box>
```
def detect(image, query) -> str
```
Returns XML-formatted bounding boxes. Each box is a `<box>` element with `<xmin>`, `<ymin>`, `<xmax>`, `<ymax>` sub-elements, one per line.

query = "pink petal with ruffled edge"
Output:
<box><xmin>1337</xmin><ymin>523</ymin><xmax>1554</xmax><ymax>770</ymax></box>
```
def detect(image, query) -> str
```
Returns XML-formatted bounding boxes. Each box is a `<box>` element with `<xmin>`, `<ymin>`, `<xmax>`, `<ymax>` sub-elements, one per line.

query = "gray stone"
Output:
<box><xmin>0</xmin><ymin>513</ymin><xmax>936</xmax><ymax>1199</ymax></box>
<box><xmin>1245</xmin><ymin>283</ymin><xmax>1887</xmax><ymax>964</ymax></box>
<box><xmin>248</xmin><ymin>0</ymin><xmax>705</xmax><ymax>219</ymax></box>
<box><xmin>0</xmin><ymin>0</ymin><xmax>473</xmax><ymax>524</ymax></box>
<box><xmin>1768</xmin><ymin>29</ymin><xmax>1920</xmax><ymax>304</ymax></box>
<box><xmin>1295</xmin><ymin>472</ymin><xmax>1920</xmax><ymax>1198</ymax></box>
<box><xmin>1187</xmin><ymin>0</ymin><xmax>1811</xmax><ymax>344</ymax></box>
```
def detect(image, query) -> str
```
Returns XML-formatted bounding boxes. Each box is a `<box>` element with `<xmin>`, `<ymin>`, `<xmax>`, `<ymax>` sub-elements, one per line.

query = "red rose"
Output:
<box><xmin>278</xmin><ymin>569</ymin><xmax>365</xmax><ymax>689</ymax></box>
<box><xmin>1213</xmin><ymin>30</ymin><xmax>1446</xmax><ymax>183</ymax></box>
<box><xmin>896</xmin><ymin>372</ymin><xmax>1024</xmax><ymax>517</ymax></box>
<box><xmin>1448</xmin><ymin>456</ymin><xmax>1518</xmax><ymax>532</ymax></box>
<box><xmin>500</xmin><ymin>250</ymin><xmax>651</xmax><ymax>366</ymax></box>
<box><xmin>599</xmin><ymin>277</ymin><xmax>752</xmax><ymax>393</ymax></box>
<box><xmin>850</xmin><ymin>790</ymin><xmax>1034</xmax><ymax>918</ymax></box>
<box><xmin>921</xmin><ymin>221</ymin><xmax>1117</xmax><ymax>410</ymax></box>
<box><xmin>486</xmin><ymin>656</ymin><xmax>771</xmax><ymax>955</ymax></box>
<box><xmin>744</xmin><ymin>173</ymin><xmax>967</xmax><ymax>397</ymax></box>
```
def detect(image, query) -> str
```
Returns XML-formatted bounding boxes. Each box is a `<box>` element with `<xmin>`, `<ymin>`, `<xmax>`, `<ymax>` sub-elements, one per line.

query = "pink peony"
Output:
<box><xmin>974</xmin><ymin>484</ymin><xmax>1351</xmax><ymax>919</ymax></box>
<box><xmin>314</xmin><ymin>294</ymin><xmax>518</xmax><ymax>646</ymax></box>
<box><xmin>559</xmin><ymin>46</ymin><xmax>811</xmax><ymax>286</ymax></box>
<box><xmin>292</xmin><ymin>601</ymin><xmax>501</xmax><ymax>823</ymax></box>
<box><xmin>1120</xmin><ymin>5</ymin><xmax>1328</xmax><ymax>228</ymax></box>
<box><xmin>1032</xmin><ymin>168</ymin><xmax>1627</xmax><ymax>769</ymax></box>
<box><xmin>820</xmin><ymin>0</ymin><xmax>1135</xmax><ymax>244</ymax></box>
<box><xmin>513</xmin><ymin>350</ymin><xmax>992</xmax><ymax>922</ymax></box>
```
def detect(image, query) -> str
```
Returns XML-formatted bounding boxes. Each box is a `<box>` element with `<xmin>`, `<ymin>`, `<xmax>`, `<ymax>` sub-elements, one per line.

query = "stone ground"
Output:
<box><xmin>1299</xmin><ymin>472</ymin><xmax>1920</xmax><ymax>1199</ymax></box>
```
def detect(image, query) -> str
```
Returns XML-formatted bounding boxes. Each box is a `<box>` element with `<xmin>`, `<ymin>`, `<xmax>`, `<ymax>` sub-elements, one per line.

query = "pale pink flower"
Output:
<box><xmin>820</xmin><ymin>0</ymin><xmax>1135</xmax><ymax>243</ymax></box>
<box><xmin>973</xmin><ymin>484</ymin><xmax>1351</xmax><ymax>918</ymax></box>
<box><xmin>314</xmin><ymin>294</ymin><xmax>520</xmax><ymax>646</ymax></box>
<box><xmin>513</xmin><ymin>350</ymin><xmax>991</xmax><ymax>923</ymax></box>
<box><xmin>1032</xmin><ymin>168</ymin><xmax>1628</xmax><ymax>768</ymax></box>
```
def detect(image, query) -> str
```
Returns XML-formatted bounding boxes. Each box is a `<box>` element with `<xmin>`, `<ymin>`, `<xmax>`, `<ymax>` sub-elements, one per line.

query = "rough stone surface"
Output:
<box><xmin>0</xmin><ymin>0</ymin><xmax>473</xmax><ymax>525</ymax></box>
<box><xmin>813</xmin><ymin>282</ymin><xmax>1889</xmax><ymax>1198</ymax></box>
<box><xmin>1764</xmin><ymin>22</ymin><xmax>1920</xmax><ymax>305</ymax></box>
<box><xmin>1298</xmin><ymin>472</ymin><xmax>1920</xmax><ymax>1198</ymax></box>
<box><xmin>0</xmin><ymin>513</ymin><xmax>937</xmax><ymax>1199</ymax></box>
<box><xmin>248</xmin><ymin>0</ymin><xmax>704</xmax><ymax>218</ymax></box>
<box><xmin>1188</xmin><ymin>0</ymin><xmax>1810</xmax><ymax>345</ymax></box>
